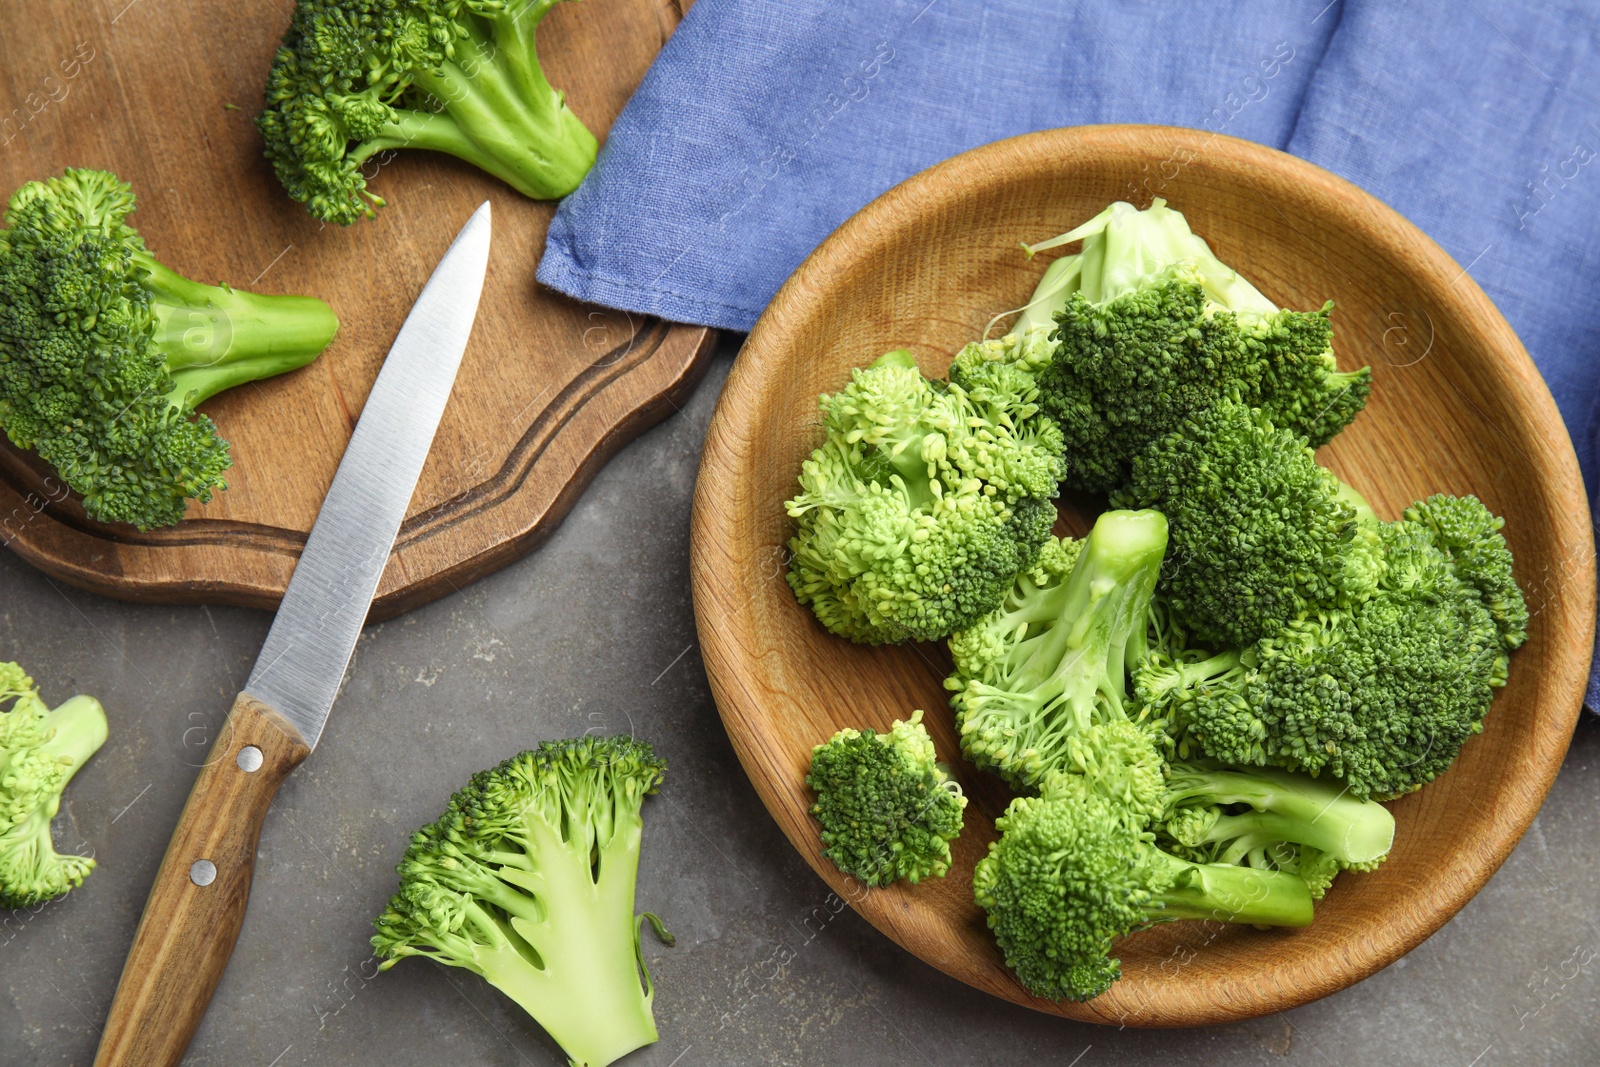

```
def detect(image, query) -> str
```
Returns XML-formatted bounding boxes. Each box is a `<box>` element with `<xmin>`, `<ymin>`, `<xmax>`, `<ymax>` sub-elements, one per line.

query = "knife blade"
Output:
<box><xmin>92</xmin><ymin>201</ymin><xmax>492</xmax><ymax>1067</ymax></box>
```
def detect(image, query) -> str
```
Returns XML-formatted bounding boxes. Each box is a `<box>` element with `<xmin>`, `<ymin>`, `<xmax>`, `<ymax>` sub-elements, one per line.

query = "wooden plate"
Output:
<box><xmin>0</xmin><ymin>0</ymin><xmax>712</xmax><ymax>619</ymax></box>
<box><xmin>689</xmin><ymin>125</ymin><xmax>1596</xmax><ymax>1025</ymax></box>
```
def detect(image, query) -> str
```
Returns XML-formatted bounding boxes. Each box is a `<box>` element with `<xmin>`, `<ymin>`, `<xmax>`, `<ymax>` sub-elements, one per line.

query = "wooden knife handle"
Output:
<box><xmin>94</xmin><ymin>693</ymin><xmax>310</xmax><ymax>1067</ymax></box>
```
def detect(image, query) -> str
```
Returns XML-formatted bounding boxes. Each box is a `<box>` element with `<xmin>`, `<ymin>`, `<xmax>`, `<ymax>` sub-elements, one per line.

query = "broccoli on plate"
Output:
<box><xmin>806</xmin><ymin>710</ymin><xmax>967</xmax><ymax>887</ymax></box>
<box><xmin>1113</xmin><ymin>398</ymin><xmax>1383</xmax><ymax>648</ymax></box>
<box><xmin>786</xmin><ymin>349</ymin><xmax>1064</xmax><ymax>644</ymax></box>
<box><xmin>978</xmin><ymin>198</ymin><xmax>1369</xmax><ymax>492</ymax></box>
<box><xmin>1135</xmin><ymin>497</ymin><xmax>1525</xmax><ymax>799</ymax></box>
<box><xmin>945</xmin><ymin>509</ymin><xmax>1168</xmax><ymax>790</ymax></box>
<box><xmin>1156</xmin><ymin>762</ymin><xmax>1394</xmax><ymax>900</ymax></box>
<box><xmin>0</xmin><ymin>169</ymin><xmax>339</xmax><ymax>530</ymax></box>
<box><xmin>974</xmin><ymin>772</ymin><xmax>1314</xmax><ymax>1002</ymax></box>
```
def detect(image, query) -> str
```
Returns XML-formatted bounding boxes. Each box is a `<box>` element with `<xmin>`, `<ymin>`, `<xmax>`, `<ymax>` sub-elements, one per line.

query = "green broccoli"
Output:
<box><xmin>1156</xmin><ymin>762</ymin><xmax>1394</xmax><ymax>900</ymax></box>
<box><xmin>805</xmin><ymin>710</ymin><xmax>967</xmax><ymax>887</ymax></box>
<box><xmin>1404</xmin><ymin>494</ymin><xmax>1529</xmax><ymax>653</ymax></box>
<box><xmin>1135</xmin><ymin>505</ymin><xmax>1523</xmax><ymax>799</ymax></box>
<box><xmin>948</xmin><ymin>250</ymin><xmax>1082</xmax><ymax>388</ymax></box>
<box><xmin>1112</xmin><ymin>398</ymin><xmax>1383</xmax><ymax>647</ymax></box>
<box><xmin>259</xmin><ymin>0</ymin><xmax>597</xmax><ymax>223</ymax></box>
<box><xmin>0</xmin><ymin>662</ymin><xmax>107</xmax><ymax>909</ymax></box>
<box><xmin>944</xmin><ymin>509</ymin><xmax>1168</xmax><ymax>790</ymax></box>
<box><xmin>785</xmin><ymin>349</ymin><xmax>1065</xmax><ymax>644</ymax></box>
<box><xmin>1014</xmin><ymin>199</ymin><xmax>1369</xmax><ymax>491</ymax></box>
<box><xmin>372</xmin><ymin>736</ymin><xmax>672</xmax><ymax>1067</ymax></box>
<box><xmin>0</xmin><ymin>169</ymin><xmax>339</xmax><ymax>530</ymax></box>
<box><xmin>973</xmin><ymin>772</ymin><xmax>1314</xmax><ymax>1001</ymax></box>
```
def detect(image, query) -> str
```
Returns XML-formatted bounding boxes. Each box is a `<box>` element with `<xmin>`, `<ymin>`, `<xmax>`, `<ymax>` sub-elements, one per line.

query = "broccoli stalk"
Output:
<box><xmin>259</xmin><ymin>0</ymin><xmax>598</xmax><ymax>224</ymax></box>
<box><xmin>945</xmin><ymin>509</ymin><xmax>1168</xmax><ymax>789</ymax></box>
<box><xmin>949</xmin><ymin>252</ymin><xmax>1083</xmax><ymax>385</ymax></box>
<box><xmin>0</xmin><ymin>169</ymin><xmax>339</xmax><ymax>530</ymax></box>
<box><xmin>0</xmin><ymin>662</ymin><xmax>108</xmax><ymax>909</ymax></box>
<box><xmin>372</xmin><ymin>737</ymin><xmax>671</xmax><ymax>1067</ymax></box>
<box><xmin>141</xmin><ymin>256</ymin><xmax>339</xmax><ymax>408</ymax></box>
<box><xmin>1157</xmin><ymin>763</ymin><xmax>1395</xmax><ymax>899</ymax></box>
<box><xmin>1136</xmin><ymin>845</ymin><xmax>1315</xmax><ymax>926</ymax></box>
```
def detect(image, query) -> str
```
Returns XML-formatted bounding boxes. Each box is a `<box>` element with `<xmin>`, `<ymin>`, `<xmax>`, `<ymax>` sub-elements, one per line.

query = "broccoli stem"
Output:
<box><xmin>1168</xmin><ymin>766</ymin><xmax>1395</xmax><ymax>865</ymax></box>
<box><xmin>1012</xmin><ymin>510</ymin><xmax>1168</xmax><ymax>706</ymax></box>
<box><xmin>1144</xmin><ymin>849</ymin><xmax>1315</xmax><ymax>927</ymax></box>
<box><xmin>138</xmin><ymin>256</ymin><xmax>339</xmax><ymax>408</ymax></box>
<box><xmin>954</xmin><ymin>511</ymin><xmax>1168</xmax><ymax>782</ymax></box>
<box><xmin>1012</xmin><ymin>253</ymin><xmax>1082</xmax><ymax>336</ymax></box>
<box><xmin>357</xmin><ymin>7</ymin><xmax>598</xmax><ymax>202</ymax></box>
<box><xmin>1023</xmin><ymin>199</ymin><xmax>1278</xmax><ymax>314</ymax></box>
<box><xmin>1156</xmin><ymin>650</ymin><xmax>1244</xmax><ymax>694</ymax></box>
<box><xmin>478</xmin><ymin>813</ymin><xmax>658</xmax><ymax>1067</ymax></box>
<box><xmin>39</xmin><ymin>695</ymin><xmax>109</xmax><ymax>777</ymax></box>
<box><xmin>857</xmin><ymin>350</ymin><xmax>940</xmax><ymax>505</ymax></box>
<box><xmin>1334</xmin><ymin>476</ymin><xmax>1377</xmax><ymax>523</ymax></box>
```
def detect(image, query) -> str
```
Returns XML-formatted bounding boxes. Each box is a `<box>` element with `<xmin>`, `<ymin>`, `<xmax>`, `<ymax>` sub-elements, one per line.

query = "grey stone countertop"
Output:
<box><xmin>4</xmin><ymin>336</ymin><xmax>1598</xmax><ymax>1066</ymax></box>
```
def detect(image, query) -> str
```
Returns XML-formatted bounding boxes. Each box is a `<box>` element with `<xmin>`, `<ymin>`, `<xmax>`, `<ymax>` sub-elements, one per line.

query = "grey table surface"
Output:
<box><xmin>4</xmin><ymin>335</ymin><xmax>1598</xmax><ymax>1067</ymax></box>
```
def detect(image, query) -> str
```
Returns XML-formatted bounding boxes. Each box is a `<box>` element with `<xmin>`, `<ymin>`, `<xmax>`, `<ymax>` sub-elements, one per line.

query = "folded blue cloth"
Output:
<box><xmin>538</xmin><ymin>0</ymin><xmax>1600</xmax><ymax>702</ymax></box>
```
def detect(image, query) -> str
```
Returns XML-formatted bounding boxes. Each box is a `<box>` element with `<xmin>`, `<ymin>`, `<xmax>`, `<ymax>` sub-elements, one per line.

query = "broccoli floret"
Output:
<box><xmin>0</xmin><ymin>662</ymin><xmax>107</xmax><ymax>909</ymax></box>
<box><xmin>944</xmin><ymin>509</ymin><xmax>1168</xmax><ymax>790</ymax></box>
<box><xmin>1113</xmin><ymin>398</ymin><xmax>1382</xmax><ymax>647</ymax></box>
<box><xmin>1135</xmin><ymin>509</ymin><xmax>1517</xmax><ymax>799</ymax></box>
<box><xmin>1019</xmin><ymin>199</ymin><xmax>1369</xmax><ymax>491</ymax></box>
<box><xmin>785</xmin><ymin>349</ymin><xmax>1065</xmax><ymax>644</ymax></box>
<box><xmin>973</xmin><ymin>773</ymin><xmax>1314</xmax><ymax>1001</ymax></box>
<box><xmin>0</xmin><ymin>169</ymin><xmax>339</xmax><ymax>530</ymax></box>
<box><xmin>372</xmin><ymin>736</ymin><xmax>671</xmax><ymax>1067</ymax></box>
<box><xmin>259</xmin><ymin>0</ymin><xmax>597</xmax><ymax>223</ymax></box>
<box><xmin>1403</xmin><ymin>494</ymin><xmax>1529</xmax><ymax>654</ymax></box>
<box><xmin>1156</xmin><ymin>762</ymin><xmax>1394</xmax><ymax>901</ymax></box>
<box><xmin>805</xmin><ymin>710</ymin><xmax>967</xmax><ymax>887</ymax></box>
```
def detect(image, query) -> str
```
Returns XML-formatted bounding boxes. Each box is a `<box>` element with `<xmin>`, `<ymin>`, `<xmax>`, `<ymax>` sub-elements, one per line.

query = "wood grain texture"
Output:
<box><xmin>689</xmin><ymin>126</ymin><xmax>1597</xmax><ymax>1025</ymax></box>
<box><xmin>0</xmin><ymin>0</ymin><xmax>712</xmax><ymax>619</ymax></box>
<box><xmin>93</xmin><ymin>693</ymin><xmax>309</xmax><ymax>1067</ymax></box>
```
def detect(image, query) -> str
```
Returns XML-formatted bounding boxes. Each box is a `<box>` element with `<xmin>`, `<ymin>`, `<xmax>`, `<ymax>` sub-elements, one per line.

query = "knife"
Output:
<box><xmin>92</xmin><ymin>202</ymin><xmax>493</xmax><ymax>1067</ymax></box>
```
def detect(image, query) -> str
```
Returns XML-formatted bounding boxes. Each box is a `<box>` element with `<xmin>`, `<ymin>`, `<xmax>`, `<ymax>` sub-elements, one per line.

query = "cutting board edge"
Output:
<box><xmin>0</xmin><ymin>324</ymin><xmax>717</xmax><ymax>619</ymax></box>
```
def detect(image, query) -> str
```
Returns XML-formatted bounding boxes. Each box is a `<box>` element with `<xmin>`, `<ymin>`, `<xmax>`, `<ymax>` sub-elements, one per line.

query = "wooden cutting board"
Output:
<box><xmin>0</xmin><ymin>0</ymin><xmax>712</xmax><ymax>618</ymax></box>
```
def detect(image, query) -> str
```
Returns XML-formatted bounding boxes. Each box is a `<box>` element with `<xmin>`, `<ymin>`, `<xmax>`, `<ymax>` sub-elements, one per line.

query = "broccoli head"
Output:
<box><xmin>1156</xmin><ymin>762</ymin><xmax>1394</xmax><ymax>901</ymax></box>
<box><xmin>973</xmin><ymin>773</ymin><xmax>1314</xmax><ymax>1001</ymax></box>
<box><xmin>1403</xmin><ymin>493</ymin><xmax>1529</xmax><ymax>654</ymax></box>
<box><xmin>372</xmin><ymin>736</ymin><xmax>671</xmax><ymax>1067</ymax></box>
<box><xmin>259</xmin><ymin>0</ymin><xmax>597</xmax><ymax>223</ymax></box>
<box><xmin>944</xmin><ymin>509</ymin><xmax>1168</xmax><ymax>790</ymax></box>
<box><xmin>1135</xmin><ymin>508</ymin><xmax>1518</xmax><ymax>799</ymax></box>
<box><xmin>0</xmin><ymin>169</ymin><xmax>339</xmax><ymax>529</ymax></box>
<box><xmin>785</xmin><ymin>349</ymin><xmax>1065</xmax><ymax>644</ymax></box>
<box><xmin>0</xmin><ymin>661</ymin><xmax>107</xmax><ymax>909</ymax></box>
<box><xmin>805</xmin><ymin>710</ymin><xmax>967</xmax><ymax>887</ymax></box>
<box><xmin>1112</xmin><ymin>398</ymin><xmax>1382</xmax><ymax>647</ymax></box>
<box><xmin>1019</xmin><ymin>199</ymin><xmax>1369</xmax><ymax>491</ymax></box>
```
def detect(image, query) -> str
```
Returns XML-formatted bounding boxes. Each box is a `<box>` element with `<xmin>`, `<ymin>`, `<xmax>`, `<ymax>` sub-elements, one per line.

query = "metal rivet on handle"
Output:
<box><xmin>236</xmin><ymin>745</ymin><xmax>264</xmax><ymax>772</ymax></box>
<box><xmin>190</xmin><ymin>859</ymin><xmax>217</xmax><ymax>887</ymax></box>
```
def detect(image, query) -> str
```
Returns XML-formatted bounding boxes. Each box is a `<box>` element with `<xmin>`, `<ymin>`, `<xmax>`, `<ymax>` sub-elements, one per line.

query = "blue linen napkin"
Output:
<box><xmin>538</xmin><ymin>0</ymin><xmax>1600</xmax><ymax>702</ymax></box>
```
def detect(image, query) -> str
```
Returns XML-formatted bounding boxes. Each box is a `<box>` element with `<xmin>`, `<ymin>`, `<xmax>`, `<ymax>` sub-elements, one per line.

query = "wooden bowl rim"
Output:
<box><xmin>689</xmin><ymin>124</ymin><xmax>1595</xmax><ymax>1026</ymax></box>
